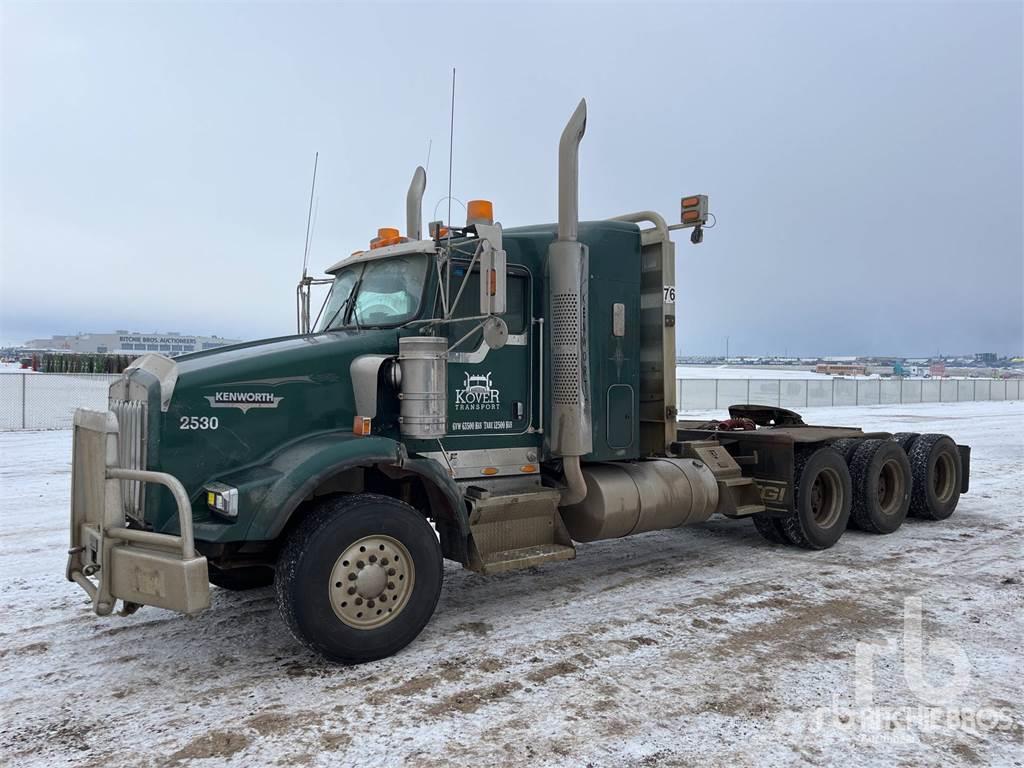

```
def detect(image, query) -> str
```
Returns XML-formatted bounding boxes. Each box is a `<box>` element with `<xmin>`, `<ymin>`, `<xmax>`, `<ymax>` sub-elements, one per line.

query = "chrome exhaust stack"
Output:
<box><xmin>406</xmin><ymin>165</ymin><xmax>427</xmax><ymax>240</ymax></box>
<box><xmin>548</xmin><ymin>99</ymin><xmax>592</xmax><ymax>505</ymax></box>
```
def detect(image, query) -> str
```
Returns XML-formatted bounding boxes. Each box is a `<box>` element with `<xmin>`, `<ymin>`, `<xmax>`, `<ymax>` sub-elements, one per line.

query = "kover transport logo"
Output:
<box><xmin>454</xmin><ymin>372</ymin><xmax>500</xmax><ymax>412</ymax></box>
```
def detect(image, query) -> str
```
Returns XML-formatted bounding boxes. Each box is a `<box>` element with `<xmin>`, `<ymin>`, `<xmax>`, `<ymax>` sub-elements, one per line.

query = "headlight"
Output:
<box><xmin>204</xmin><ymin>483</ymin><xmax>238</xmax><ymax>519</ymax></box>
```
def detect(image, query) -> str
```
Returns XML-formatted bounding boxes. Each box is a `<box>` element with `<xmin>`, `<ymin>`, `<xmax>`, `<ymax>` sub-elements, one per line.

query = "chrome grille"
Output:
<box><xmin>110</xmin><ymin>398</ymin><xmax>147</xmax><ymax>521</ymax></box>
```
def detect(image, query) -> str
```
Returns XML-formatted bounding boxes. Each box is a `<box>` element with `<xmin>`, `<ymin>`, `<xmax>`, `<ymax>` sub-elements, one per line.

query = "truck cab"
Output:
<box><xmin>66</xmin><ymin>99</ymin><xmax>969</xmax><ymax>663</ymax></box>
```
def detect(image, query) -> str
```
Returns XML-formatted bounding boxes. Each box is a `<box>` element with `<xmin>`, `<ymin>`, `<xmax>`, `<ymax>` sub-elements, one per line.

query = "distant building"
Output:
<box><xmin>974</xmin><ymin>352</ymin><xmax>998</xmax><ymax>364</ymax></box>
<box><xmin>23</xmin><ymin>331</ymin><xmax>242</xmax><ymax>357</ymax></box>
<box><xmin>816</xmin><ymin>363</ymin><xmax>867</xmax><ymax>376</ymax></box>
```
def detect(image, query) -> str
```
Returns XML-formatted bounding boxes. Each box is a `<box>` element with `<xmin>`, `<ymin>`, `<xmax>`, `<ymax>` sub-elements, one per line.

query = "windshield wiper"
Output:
<box><xmin>350</xmin><ymin>293</ymin><xmax>362</xmax><ymax>332</ymax></box>
<box><xmin>323</xmin><ymin>279</ymin><xmax>359</xmax><ymax>331</ymax></box>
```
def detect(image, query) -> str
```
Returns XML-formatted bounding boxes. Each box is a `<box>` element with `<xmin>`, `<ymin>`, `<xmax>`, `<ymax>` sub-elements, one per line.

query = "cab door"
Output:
<box><xmin>444</xmin><ymin>262</ymin><xmax>534</xmax><ymax>441</ymax></box>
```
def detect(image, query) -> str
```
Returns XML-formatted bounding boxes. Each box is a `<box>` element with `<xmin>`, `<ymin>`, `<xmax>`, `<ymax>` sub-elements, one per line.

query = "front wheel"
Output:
<box><xmin>275</xmin><ymin>493</ymin><xmax>443</xmax><ymax>664</ymax></box>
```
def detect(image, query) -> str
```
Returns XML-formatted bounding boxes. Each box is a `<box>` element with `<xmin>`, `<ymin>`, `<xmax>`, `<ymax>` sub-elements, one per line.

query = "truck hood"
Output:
<box><xmin>142</xmin><ymin>328</ymin><xmax>403</xmax><ymax>532</ymax></box>
<box><xmin>173</xmin><ymin>330</ymin><xmax>389</xmax><ymax>387</ymax></box>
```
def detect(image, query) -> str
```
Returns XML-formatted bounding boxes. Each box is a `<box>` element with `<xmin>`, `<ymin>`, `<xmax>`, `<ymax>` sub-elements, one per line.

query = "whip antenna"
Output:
<box><xmin>301</xmin><ymin>151</ymin><xmax>319</xmax><ymax>280</ymax></box>
<box><xmin>447</xmin><ymin>68</ymin><xmax>455</xmax><ymax>234</ymax></box>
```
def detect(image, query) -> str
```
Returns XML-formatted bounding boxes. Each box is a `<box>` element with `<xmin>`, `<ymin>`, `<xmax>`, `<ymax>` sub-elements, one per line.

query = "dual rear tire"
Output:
<box><xmin>753</xmin><ymin>446</ymin><xmax>852</xmax><ymax>550</ymax></box>
<box><xmin>752</xmin><ymin>432</ymin><xmax>962</xmax><ymax>548</ymax></box>
<box><xmin>905</xmin><ymin>433</ymin><xmax>963</xmax><ymax>520</ymax></box>
<box><xmin>847</xmin><ymin>439</ymin><xmax>912</xmax><ymax>534</ymax></box>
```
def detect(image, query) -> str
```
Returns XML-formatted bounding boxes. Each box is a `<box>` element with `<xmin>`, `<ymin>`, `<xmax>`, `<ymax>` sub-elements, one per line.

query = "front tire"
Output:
<box><xmin>275</xmin><ymin>493</ymin><xmax>443</xmax><ymax>664</ymax></box>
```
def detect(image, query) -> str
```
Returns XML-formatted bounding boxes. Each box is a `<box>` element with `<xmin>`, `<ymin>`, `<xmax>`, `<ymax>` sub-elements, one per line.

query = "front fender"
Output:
<box><xmin>248</xmin><ymin>433</ymin><xmax>401</xmax><ymax>540</ymax></box>
<box><xmin>220</xmin><ymin>433</ymin><xmax>468</xmax><ymax>547</ymax></box>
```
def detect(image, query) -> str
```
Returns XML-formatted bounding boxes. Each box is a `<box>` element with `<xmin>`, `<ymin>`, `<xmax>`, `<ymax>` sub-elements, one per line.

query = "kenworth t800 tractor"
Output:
<box><xmin>67</xmin><ymin>100</ymin><xmax>970</xmax><ymax>662</ymax></box>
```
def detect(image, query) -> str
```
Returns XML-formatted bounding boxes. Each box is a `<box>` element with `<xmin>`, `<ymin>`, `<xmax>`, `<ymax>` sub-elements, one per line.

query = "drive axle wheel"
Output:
<box><xmin>752</xmin><ymin>513</ymin><xmax>790</xmax><ymax>544</ymax></box>
<box><xmin>890</xmin><ymin>432</ymin><xmax>919</xmax><ymax>453</ymax></box>
<box><xmin>780</xmin><ymin>447</ymin><xmax>852</xmax><ymax>550</ymax></box>
<box><xmin>907</xmin><ymin>434</ymin><xmax>962</xmax><ymax>521</ymax></box>
<box><xmin>848</xmin><ymin>439</ymin><xmax>911</xmax><ymax>534</ymax></box>
<box><xmin>829</xmin><ymin>438</ymin><xmax>863</xmax><ymax>462</ymax></box>
<box><xmin>276</xmin><ymin>493</ymin><xmax>442</xmax><ymax>664</ymax></box>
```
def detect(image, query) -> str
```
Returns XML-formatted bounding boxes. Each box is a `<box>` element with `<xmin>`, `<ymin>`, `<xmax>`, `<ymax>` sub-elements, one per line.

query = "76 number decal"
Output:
<box><xmin>179</xmin><ymin>416</ymin><xmax>219</xmax><ymax>430</ymax></box>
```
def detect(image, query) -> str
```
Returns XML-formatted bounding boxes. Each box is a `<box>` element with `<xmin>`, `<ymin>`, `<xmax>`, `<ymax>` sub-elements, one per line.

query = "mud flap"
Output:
<box><xmin>958</xmin><ymin>445</ymin><xmax>971</xmax><ymax>494</ymax></box>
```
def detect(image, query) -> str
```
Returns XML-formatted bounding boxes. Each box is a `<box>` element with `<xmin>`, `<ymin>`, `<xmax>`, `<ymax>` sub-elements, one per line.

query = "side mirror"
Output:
<box><xmin>476</xmin><ymin>224</ymin><xmax>506</xmax><ymax>316</ymax></box>
<box><xmin>482</xmin><ymin>317</ymin><xmax>509</xmax><ymax>350</ymax></box>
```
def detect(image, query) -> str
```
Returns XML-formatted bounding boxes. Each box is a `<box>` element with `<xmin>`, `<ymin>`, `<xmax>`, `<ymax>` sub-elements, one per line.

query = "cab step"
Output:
<box><xmin>465</xmin><ymin>487</ymin><xmax>576</xmax><ymax>574</ymax></box>
<box><xmin>478</xmin><ymin>544</ymin><xmax>576</xmax><ymax>574</ymax></box>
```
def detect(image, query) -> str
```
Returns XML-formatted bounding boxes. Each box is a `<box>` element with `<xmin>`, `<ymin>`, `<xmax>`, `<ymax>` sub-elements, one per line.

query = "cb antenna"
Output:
<box><xmin>447</xmin><ymin>67</ymin><xmax>455</xmax><ymax>236</ymax></box>
<box><xmin>301</xmin><ymin>151</ymin><xmax>319</xmax><ymax>280</ymax></box>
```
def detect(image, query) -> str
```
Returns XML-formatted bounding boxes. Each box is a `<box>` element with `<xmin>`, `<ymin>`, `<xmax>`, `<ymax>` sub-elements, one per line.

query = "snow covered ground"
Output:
<box><xmin>0</xmin><ymin>401</ymin><xmax>1021</xmax><ymax>767</ymax></box>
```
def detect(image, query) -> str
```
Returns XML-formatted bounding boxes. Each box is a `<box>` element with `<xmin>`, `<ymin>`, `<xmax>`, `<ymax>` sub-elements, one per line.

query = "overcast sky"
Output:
<box><xmin>2</xmin><ymin>1</ymin><xmax>1021</xmax><ymax>356</ymax></box>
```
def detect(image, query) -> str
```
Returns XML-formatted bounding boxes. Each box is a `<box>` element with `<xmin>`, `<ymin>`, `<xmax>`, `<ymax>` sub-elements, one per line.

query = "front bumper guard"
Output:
<box><xmin>66</xmin><ymin>409</ymin><xmax>210</xmax><ymax>617</ymax></box>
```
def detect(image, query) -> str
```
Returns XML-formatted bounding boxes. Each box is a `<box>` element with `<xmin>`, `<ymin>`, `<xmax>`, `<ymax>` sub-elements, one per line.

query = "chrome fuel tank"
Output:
<box><xmin>560</xmin><ymin>458</ymin><xmax>719</xmax><ymax>542</ymax></box>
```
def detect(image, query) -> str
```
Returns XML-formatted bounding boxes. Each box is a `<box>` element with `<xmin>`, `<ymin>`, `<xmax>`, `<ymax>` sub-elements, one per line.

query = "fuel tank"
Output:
<box><xmin>560</xmin><ymin>458</ymin><xmax>719</xmax><ymax>542</ymax></box>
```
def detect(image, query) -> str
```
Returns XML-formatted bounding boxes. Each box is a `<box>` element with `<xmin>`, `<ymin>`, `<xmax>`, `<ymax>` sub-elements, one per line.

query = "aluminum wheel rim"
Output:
<box><xmin>933</xmin><ymin>452</ymin><xmax>957</xmax><ymax>503</ymax></box>
<box><xmin>329</xmin><ymin>535</ymin><xmax>414</xmax><ymax>629</ymax></box>
<box><xmin>810</xmin><ymin>468</ymin><xmax>843</xmax><ymax>528</ymax></box>
<box><xmin>877</xmin><ymin>458</ymin><xmax>904</xmax><ymax>516</ymax></box>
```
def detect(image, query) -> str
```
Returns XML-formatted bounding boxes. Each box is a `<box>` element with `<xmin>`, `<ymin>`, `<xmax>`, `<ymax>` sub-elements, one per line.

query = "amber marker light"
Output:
<box><xmin>370</xmin><ymin>227</ymin><xmax>402</xmax><ymax>249</ymax></box>
<box><xmin>466</xmin><ymin>199</ymin><xmax>494</xmax><ymax>226</ymax></box>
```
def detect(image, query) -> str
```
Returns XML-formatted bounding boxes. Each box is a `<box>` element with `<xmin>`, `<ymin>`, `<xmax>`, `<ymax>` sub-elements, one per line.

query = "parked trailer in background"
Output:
<box><xmin>66</xmin><ymin>100</ymin><xmax>970</xmax><ymax>663</ymax></box>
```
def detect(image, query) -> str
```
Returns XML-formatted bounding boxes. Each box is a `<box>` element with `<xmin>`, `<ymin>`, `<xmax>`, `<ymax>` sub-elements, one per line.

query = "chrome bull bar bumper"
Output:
<box><xmin>66</xmin><ymin>409</ymin><xmax>210</xmax><ymax>616</ymax></box>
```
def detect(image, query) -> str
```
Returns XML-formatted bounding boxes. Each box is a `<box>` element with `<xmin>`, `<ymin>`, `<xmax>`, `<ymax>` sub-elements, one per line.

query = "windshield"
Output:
<box><xmin>316</xmin><ymin>254</ymin><xmax>429</xmax><ymax>331</ymax></box>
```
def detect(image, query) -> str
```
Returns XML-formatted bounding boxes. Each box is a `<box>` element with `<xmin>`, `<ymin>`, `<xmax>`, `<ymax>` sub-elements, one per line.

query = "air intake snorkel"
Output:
<box><xmin>406</xmin><ymin>165</ymin><xmax>427</xmax><ymax>240</ymax></box>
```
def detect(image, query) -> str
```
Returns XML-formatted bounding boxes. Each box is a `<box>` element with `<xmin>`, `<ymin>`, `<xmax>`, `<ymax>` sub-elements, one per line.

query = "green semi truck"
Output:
<box><xmin>67</xmin><ymin>100</ymin><xmax>970</xmax><ymax>663</ymax></box>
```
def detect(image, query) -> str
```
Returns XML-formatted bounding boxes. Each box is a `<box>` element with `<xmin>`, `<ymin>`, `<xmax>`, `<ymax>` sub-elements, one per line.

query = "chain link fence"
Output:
<box><xmin>677</xmin><ymin>377</ymin><xmax>1022</xmax><ymax>412</ymax></box>
<box><xmin>0</xmin><ymin>373</ymin><xmax>120</xmax><ymax>430</ymax></box>
<box><xmin>1</xmin><ymin>372</ymin><xmax>1019</xmax><ymax>431</ymax></box>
